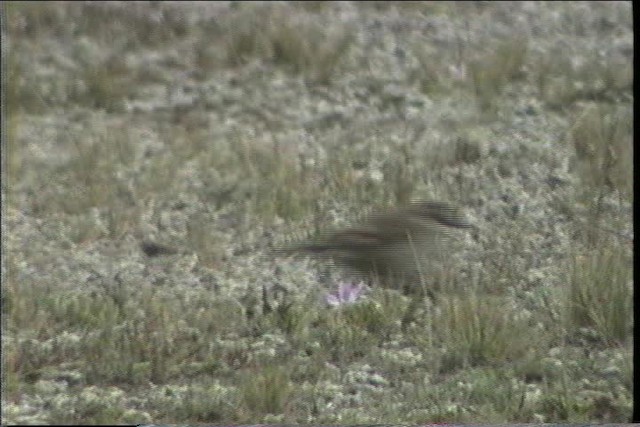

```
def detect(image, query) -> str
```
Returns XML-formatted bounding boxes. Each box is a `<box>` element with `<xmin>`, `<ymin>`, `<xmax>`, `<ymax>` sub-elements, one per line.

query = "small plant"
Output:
<box><xmin>565</xmin><ymin>247</ymin><xmax>632</xmax><ymax>345</ymax></box>
<box><xmin>568</xmin><ymin>104</ymin><xmax>632</xmax><ymax>197</ymax></box>
<box><xmin>434</xmin><ymin>295</ymin><xmax>536</xmax><ymax>370</ymax></box>
<box><xmin>567</xmin><ymin>104</ymin><xmax>632</xmax><ymax>248</ymax></box>
<box><xmin>240</xmin><ymin>365</ymin><xmax>292</xmax><ymax>418</ymax></box>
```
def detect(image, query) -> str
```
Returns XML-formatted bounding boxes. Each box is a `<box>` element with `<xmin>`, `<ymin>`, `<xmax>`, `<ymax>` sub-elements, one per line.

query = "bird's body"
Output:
<box><xmin>282</xmin><ymin>201</ymin><xmax>472</xmax><ymax>293</ymax></box>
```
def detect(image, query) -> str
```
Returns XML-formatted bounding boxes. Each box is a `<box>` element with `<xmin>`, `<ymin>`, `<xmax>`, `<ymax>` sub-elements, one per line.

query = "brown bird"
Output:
<box><xmin>281</xmin><ymin>201</ymin><xmax>473</xmax><ymax>295</ymax></box>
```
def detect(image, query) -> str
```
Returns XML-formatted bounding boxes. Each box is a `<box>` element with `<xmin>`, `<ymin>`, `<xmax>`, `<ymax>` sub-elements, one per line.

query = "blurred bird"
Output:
<box><xmin>140</xmin><ymin>240</ymin><xmax>179</xmax><ymax>257</ymax></box>
<box><xmin>279</xmin><ymin>200</ymin><xmax>473</xmax><ymax>295</ymax></box>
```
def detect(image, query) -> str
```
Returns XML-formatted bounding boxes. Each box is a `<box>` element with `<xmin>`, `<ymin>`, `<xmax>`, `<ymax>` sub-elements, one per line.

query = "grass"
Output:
<box><xmin>196</xmin><ymin>2</ymin><xmax>355</xmax><ymax>84</ymax></box>
<box><xmin>3</xmin><ymin>1</ymin><xmax>633</xmax><ymax>424</ymax></box>
<box><xmin>468</xmin><ymin>34</ymin><xmax>529</xmax><ymax>116</ymax></box>
<box><xmin>568</xmin><ymin>103</ymin><xmax>633</xmax><ymax>198</ymax></box>
<box><xmin>534</xmin><ymin>51</ymin><xmax>632</xmax><ymax>109</ymax></box>
<box><xmin>564</xmin><ymin>246</ymin><xmax>632</xmax><ymax>345</ymax></box>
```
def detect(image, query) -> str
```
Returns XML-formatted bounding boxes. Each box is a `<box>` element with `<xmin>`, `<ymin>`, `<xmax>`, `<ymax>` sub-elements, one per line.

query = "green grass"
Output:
<box><xmin>565</xmin><ymin>246</ymin><xmax>632</xmax><ymax>345</ymax></box>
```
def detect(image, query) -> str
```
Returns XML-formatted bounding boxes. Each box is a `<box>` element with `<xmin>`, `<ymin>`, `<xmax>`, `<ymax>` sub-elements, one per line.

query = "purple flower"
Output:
<box><xmin>325</xmin><ymin>281</ymin><xmax>368</xmax><ymax>307</ymax></box>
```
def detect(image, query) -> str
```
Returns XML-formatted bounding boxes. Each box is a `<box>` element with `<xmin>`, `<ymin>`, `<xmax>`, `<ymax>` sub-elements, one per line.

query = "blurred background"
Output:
<box><xmin>2</xmin><ymin>1</ymin><xmax>632</xmax><ymax>424</ymax></box>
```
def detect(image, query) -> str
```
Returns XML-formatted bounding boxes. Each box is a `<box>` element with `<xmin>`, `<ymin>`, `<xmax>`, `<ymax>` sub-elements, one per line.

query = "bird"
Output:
<box><xmin>279</xmin><ymin>200</ymin><xmax>473</xmax><ymax>296</ymax></box>
<box><xmin>140</xmin><ymin>240</ymin><xmax>179</xmax><ymax>257</ymax></box>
